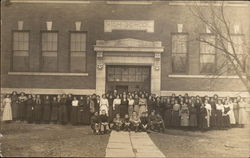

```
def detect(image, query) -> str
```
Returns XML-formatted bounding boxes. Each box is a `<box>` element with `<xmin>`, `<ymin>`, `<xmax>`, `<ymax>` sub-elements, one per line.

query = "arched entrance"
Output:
<box><xmin>94</xmin><ymin>38</ymin><xmax>164</xmax><ymax>95</ymax></box>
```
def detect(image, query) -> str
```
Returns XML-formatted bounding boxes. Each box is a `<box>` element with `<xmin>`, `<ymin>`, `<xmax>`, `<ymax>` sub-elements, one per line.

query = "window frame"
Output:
<box><xmin>11</xmin><ymin>30</ymin><xmax>30</xmax><ymax>72</ymax></box>
<box><xmin>199</xmin><ymin>33</ymin><xmax>217</xmax><ymax>75</ymax></box>
<box><xmin>40</xmin><ymin>30</ymin><xmax>59</xmax><ymax>72</ymax></box>
<box><xmin>171</xmin><ymin>32</ymin><xmax>189</xmax><ymax>74</ymax></box>
<box><xmin>69</xmin><ymin>31</ymin><xmax>88</xmax><ymax>73</ymax></box>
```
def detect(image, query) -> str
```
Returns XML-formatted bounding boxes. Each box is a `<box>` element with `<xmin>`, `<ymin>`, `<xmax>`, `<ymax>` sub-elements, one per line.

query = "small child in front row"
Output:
<box><xmin>140</xmin><ymin>112</ymin><xmax>149</xmax><ymax>132</ymax></box>
<box><xmin>154</xmin><ymin>113</ymin><xmax>165</xmax><ymax>133</ymax></box>
<box><xmin>99</xmin><ymin>110</ymin><xmax>110</xmax><ymax>134</ymax></box>
<box><xmin>90</xmin><ymin>112</ymin><xmax>100</xmax><ymax>135</ymax></box>
<box><xmin>113</xmin><ymin>113</ymin><xmax>123</xmax><ymax>131</ymax></box>
<box><xmin>130</xmin><ymin>111</ymin><xmax>141</xmax><ymax>132</ymax></box>
<box><xmin>123</xmin><ymin>114</ymin><xmax>131</xmax><ymax>131</ymax></box>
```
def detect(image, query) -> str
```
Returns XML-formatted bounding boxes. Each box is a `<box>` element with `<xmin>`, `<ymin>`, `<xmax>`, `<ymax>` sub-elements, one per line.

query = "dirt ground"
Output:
<box><xmin>0</xmin><ymin>122</ymin><xmax>249</xmax><ymax>157</ymax></box>
<box><xmin>150</xmin><ymin>126</ymin><xmax>250</xmax><ymax>157</ymax></box>
<box><xmin>0</xmin><ymin>122</ymin><xmax>109</xmax><ymax>157</ymax></box>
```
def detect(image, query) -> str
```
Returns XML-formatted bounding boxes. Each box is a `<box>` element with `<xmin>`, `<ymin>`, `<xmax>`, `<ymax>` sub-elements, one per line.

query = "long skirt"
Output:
<box><xmin>199</xmin><ymin>116</ymin><xmax>208</xmax><ymax>129</ymax></box>
<box><xmin>238</xmin><ymin>108</ymin><xmax>247</xmax><ymax>125</ymax></box>
<box><xmin>18</xmin><ymin>102</ymin><xmax>27</xmax><ymax>121</ymax></box>
<box><xmin>83</xmin><ymin>109</ymin><xmax>90</xmax><ymax>125</ymax></box>
<box><xmin>108</xmin><ymin>105</ymin><xmax>114</xmax><ymax>120</ymax></box>
<box><xmin>180</xmin><ymin>114</ymin><xmax>189</xmax><ymax>126</ymax></box>
<box><xmin>51</xmin><ymin>107</ymin><xmax>58</xmax><ymax>122</ymax></box>
<box><xmin>128</xmin><ymin>105</ymin><xmax>134</xmax><ymax>117</ymax></box>
<box><xmin>210</xmin><ymin>110</ymin><xmax>217</xmax><ymax>128</ymax></box>
<box><xmin>138</xmin><ymin>105</ymin><xmax>146</xmax><ymax>117</ymax></box>
<box><xmin>134</xmin><ymin>104</ymin><xmax>139</xmax><ymax>115</ymax></box>
<box><xmin>34</xmin><ymin>105</ymin><xmax>42</xmax><ymax>123</ymax></box>
<box><xmin>71</xmin><ymin>106</ymin><xmax>78</xmax><ymax>125</ymax></box>
<box><xmin>11</xmin><ymin>102</ymin><xmax>18</xmax><ymax>120</ymax></box>
<box><xmin>189</xmin><ymin>114</ymin><xmax>197</xmax><ymax>127</ymax></box>
<box><xmin>233</xmin><ymin>109</ymin><xmax>239</xmax><ymax>124</ymax></box>
<box><xmin>229</xmin><ymin>111</ymin><xmax>236</xmax><ymax>124</ymax></box>
<box><xmin>59</xmin><ymin>105</ymin><xmax>68</xmax><ymax>124</ymax></box>
<box><xmin>216</xmin><ymin>110</ymin><xmax>223</xmax><ymax>128</ymax></box>
<box><xmin>114</xmin><ymin>105</ymin><xmax>120</xmax><ymax>116</ymax></box>
<box><xmin>77</xmin><ymin>107</ymin><xmax>84</xmax><ymax>124</ymax></box>
<box><xmin>164</xmin><ymin>109</ymin><xmax>172</xmax><ymax>127</ymax></box>
<box><xmin>171</xmin><ymin>111</ymin><xmax>180</xmax><ymax>127</ymax></box>
<box><xmin>222</xmin><ymin>115</ymin><xmax>230</xmax><ymax>128</ymax></box>
<box><xmin>43</xmin><ymin>105</ymin><xmax>51</xmax><ymax>122</ymax></box>
<box><xmin>2</xmin><ymin>104</ymin><xmax>12</xmax><ymax>121</ymax></box>
<box><xmin>120</xmin><ymin>104</ymin><xmax>128</xmax><ymax>118</ymax></box>
<box><xmin>26</xmin><ymin>105</ymin><xmax>34</xmax><ymax>123</ymax></box>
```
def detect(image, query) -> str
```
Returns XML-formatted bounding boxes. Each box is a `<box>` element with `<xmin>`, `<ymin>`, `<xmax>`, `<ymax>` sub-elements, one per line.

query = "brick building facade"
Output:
<box><xmin>1</xmin><ymin>0</ymin><xmax>250</xmax><ymax>97</ymax></box>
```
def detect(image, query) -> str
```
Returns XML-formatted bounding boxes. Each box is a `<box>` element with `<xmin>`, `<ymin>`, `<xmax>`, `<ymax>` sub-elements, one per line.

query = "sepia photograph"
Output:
<box><xmin>0</xmin><ymin>0</ymin><xmax>250</xmax><ymax>157</ymax></box>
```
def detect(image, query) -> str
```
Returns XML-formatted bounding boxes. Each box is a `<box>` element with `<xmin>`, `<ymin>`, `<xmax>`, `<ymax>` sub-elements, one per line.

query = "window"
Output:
<box><xmin>41</xmin><ymin>32</ymin><xmax>58</xmax><ymax>72</ymax></box>
<box><xmin>200</xmin><ymin>34</ymin><xmax>216</xmax><ymax>74</ymax></box>
<box><xmin>227</xmin><ymin>35</ymin><xmax>244</xmax><ymax>75</ymax></box>
<box><xmin>107</xmin><ymin>66</ymin><xmax>150</xmax><ymax>82</ymax></box>
<box><xmin>70</xmin><ymin>32</ymin><xmax>87</xmax><ymax>72</ymax></box>
<box><xmin>171</xmin><ymin>34</ymin><xmax>188</xmax><ymax>73</ymax></box>
<box><xmin>12</xmin><ymin>31</ymin><xmax>29</xmax><ymax>71</ymax></box>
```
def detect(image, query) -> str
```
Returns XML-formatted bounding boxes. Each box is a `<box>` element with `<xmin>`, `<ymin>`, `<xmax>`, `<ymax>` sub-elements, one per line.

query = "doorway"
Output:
<box><xmin>106</xmin><ymin>65</ymin><xmax>151</xmax><ymax>93</ymax></box>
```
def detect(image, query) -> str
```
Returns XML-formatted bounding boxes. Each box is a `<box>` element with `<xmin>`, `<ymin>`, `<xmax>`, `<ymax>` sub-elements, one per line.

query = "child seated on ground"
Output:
<box><xmin>154</xmin><ymin>113</ymin><xmax>165</xmax><ymax>133</ymax></box>
<box><xmin>90</xmin><ymin>112</ymin><xmax>100</xmax><ymax>135</ymax></box>
<box><xmin>99</xmin><ymin>110</ymin><xmax>110</xmax><ymax>134</ymax></box>
<box><xmin>130</xmin><ymin>111</ymin><xmax>141</xmax><ymax>132</ymax></box>
<box><xmin>113</xmin><ymin>113</ymin><xmax>123</xmax><ymax>131</ymax></box>
<box><xmin>140</xmin><ymin>112</ymin><xmax>149</xmax><ymax>132</ymax></box>
<box><xmin>123</xmin><ymin>114</ymin><xmax>131</xmax><ymax>131</ymax></box>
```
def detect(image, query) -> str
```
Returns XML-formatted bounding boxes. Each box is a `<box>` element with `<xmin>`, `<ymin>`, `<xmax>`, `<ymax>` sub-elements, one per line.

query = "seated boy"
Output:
<box><xmin>140</xmin><ymin>112</ymin><xmax>149</xmax><ymax>132</ymax></box>
<box><xmin>154</xmin><ymin>113</ymin><xmax>165</xmax><ymax>133</ymax></box>
<box><xmin>130</xmin><ymin>111</ymin><xmax>141</xmax><ymax>132</ymax></box>
<box><xmin>90</xmin><ymin>111</ymin><xmax>100</xmax><ymax>135</ymax></box>
<box><xmin>113</xmin><ymin>113</ymin><xmax>123</xmax><ymax>131</ymax></box>
<box><xmin>99</xmin><ymin>110</ymin><xmax>110</xmax><ymax>134</ymax></box>
<box><xmin>123</xmin><ymin>114</ymin><xmax>131</xmax><ymax>131</ymax></box>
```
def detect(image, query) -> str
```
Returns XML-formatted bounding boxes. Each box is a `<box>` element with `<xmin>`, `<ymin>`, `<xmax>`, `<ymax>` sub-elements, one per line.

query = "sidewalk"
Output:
<box><xmin>105</xmin><ymin>131</ymin><xmax>165</xmax><ymax>157</ymax></box>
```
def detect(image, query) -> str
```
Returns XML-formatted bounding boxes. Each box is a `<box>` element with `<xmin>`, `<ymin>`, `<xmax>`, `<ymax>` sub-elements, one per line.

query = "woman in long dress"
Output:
<box><xmin>78</xmin><ymin>96</ymin><xmax>85</xmax><ymax>125</ymax></box>
<box><xmin>227</xmin><ymin>99</ymin><xmax>236</xmax><ymax>125</ymax></box>
<box><xmin>128</xmin><ymin>95</ymin><xmax>134</xmax><ymax>118</ymax></box>
<box><xmin>147</xmin><ymin>95</ymin><xmax>155</xmax><ymax>114</ymax></box>
<box><xmin>71</xmin><ymin>96</ymin><xmax>79</xmax><ymax>125</ymax></box>
<box><xmin>50</xmin><ymin>96</ymin><xmax>59</xmax><ymax>124</ymax></box>
<box><xmin>204</xmin><ymin>99</ymin><xmax>211</xmax><ymax>128</ymax></box>
<box><xmin>199</xmin><ymin>103</ymin><xmax>208</xmax><ymax>130</ymax></box>
<box><xmin>180</xmin><ymin>102</ymin><xmax>189</xmax><ymax>127</ymax></box>
<box><xmin>18</xmin><ymin>92</ymin><xmax>27</xmax><ymax>121</ymax></box>
<box><xmin>99</xmin><ymin>94</ymin><xmax>109</xmax><ymax>116</ymax></box>
<box><xmin>43</xmin><ymin>95</ymin><xmax>51</xmax><ymax>123</ymax></box>
<box><xmin>222</xmin><ymin>101</ymin><xmax>231</xmax><ymax>128</ymax></box>
<box><xmin>216</xmin><ymin>99</ymin><xmax>224</xmax><ymax>129</ymax></box>
<box><xmin>133</xmin><ymin>94</ymin><xmax>140</xmax><ymax>115</ymax></box>
<box><xmin>171</xmin><ymin>99</ymin><xmax>180</xmax><ymax>127</ymax></box>
<box><xmin>2</xmin><ymin>94</ymin><xmax>12</xmax><ymax>122</ymax></box>
<box><xmin>26</xmin><ymin>94</ymin><xmax>34</xmax><ymax>123</ymax></box>
<box><xmin>59</xmin><ymin>94</ymin><xmax>68</xmax><ymax>124</ymax></box>
<box><xmin>11</xmin><ymin>91</ymin><xmax>19</xmax><ymax>121</ymax></box>
<box><xmin>232</xmin><ymin>98</ymin><xmax>239</xmax><ymax>126</ymax></box>
<box><xmin>138</xmin><ymin>94</ymin><xmax>147</xmax><ymax>117</ymax></box>
<box><xmin>238</xmin><ymin>98</ymin><xmax>248</xmax><ymax>128</ymax></box>
<box><xmin>209</xmin><ymin>97</ymin><xmax>217</xmax><ymax>128</ymax></box>
<box><xmin>34</xmin><ymin>94</ymin><xmax>42</xmax><ymax>124</ymax></box>
<box><xmin>188</xmin><ymin>101</ymin><xmax>198</xmax><ymax>128</ymax></box>
<box><xmin>108</xmin><ymin>95</ymin><xmax>114</xmax><ymax>120</ymax></box>
<box><xmin>164</xmin><ymin>97</ymin><xmax>172</xmax><ymax>127</ymax></box>
<box><xmin>82</xmin><ymin>96</ymin><xmax>90</xmax><ymax>125</ymax></box>
<box><xmin>113</xmin><ymin>95</ymin><xmax>121</xmax><ymax>117</ymax></box>
<box><xmin>120</xmin><ymin>94</ymin><xmax>128</xmax><ymax>118</ymax></box>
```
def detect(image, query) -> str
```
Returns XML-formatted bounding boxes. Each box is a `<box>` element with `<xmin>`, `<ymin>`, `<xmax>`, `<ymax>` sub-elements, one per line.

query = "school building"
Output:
<box><xmin>1</xmin><ymin>0</ymin><xmax>250</xmax><ymax>97</ymax></box>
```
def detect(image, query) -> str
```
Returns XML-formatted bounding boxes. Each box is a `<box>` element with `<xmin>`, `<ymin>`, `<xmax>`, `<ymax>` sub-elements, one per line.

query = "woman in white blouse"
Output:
<box><xmin>113</xmin><ymin>95</ymin><xmax>121</xmax><ymax>117</ymax></box>
<box><xmin>204</xmin><ymin>99</ymin><xmax>211</xmax><ymax>128</ymax></box>
<box><xmin>71</xmin><ymin>96</ymin><xmax>79</xmax><ymax>125</ymax></box>
<box><xmin>128</xmin><ymin>95</ymin><xmax>134</xmax><ymax>117</ymax></box>
<box><xmin>216</xmin><ymin>99</ymin><xmax>224</xmax><ymax>129</ymax></box>
<box><xmin>100</xmin><ymin>94</ymin><xmax>109</xmax><ymax>116</ymax></box>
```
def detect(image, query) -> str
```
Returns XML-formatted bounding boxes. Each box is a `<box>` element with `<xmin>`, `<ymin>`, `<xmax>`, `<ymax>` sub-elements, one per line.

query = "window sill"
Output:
<box><xmin>8</xmin><ymin>72</ymin><xmax>88</xmax><ymax>76</ymax></box>
<box><xmin>168</xmin><ymin>74</ymin><xmax>245</xmax><ymax>79</ymax></box>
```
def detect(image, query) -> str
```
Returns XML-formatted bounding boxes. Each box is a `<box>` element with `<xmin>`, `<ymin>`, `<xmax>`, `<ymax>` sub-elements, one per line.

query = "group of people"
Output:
<box><xmin>0</xmin><ymin>90</ymin><xmax>249</xmax><ymax>134</ymax></box>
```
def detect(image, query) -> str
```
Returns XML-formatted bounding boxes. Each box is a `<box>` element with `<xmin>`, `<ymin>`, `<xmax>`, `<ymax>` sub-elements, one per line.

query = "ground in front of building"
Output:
<box><xmin>0</xmin><ymin>122</ymin><xmax>249</xmax><ymax>157</ymax></box>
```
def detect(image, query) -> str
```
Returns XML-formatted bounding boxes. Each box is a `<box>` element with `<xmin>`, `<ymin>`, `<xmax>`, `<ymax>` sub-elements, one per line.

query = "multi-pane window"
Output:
<box><xmin>200</xmin><ymin>34</ymin><xmax>216</xmax><ymax>74</ymax></box>
<box><xmin>12</xmin><ymin>31</ymin><xmax>29</xmax><ymax>71</ymax></box>
<box><xmin>41</xmin><ymin>32</ymin><xmax>58</xmax><ymax>72</ymax></box>
<box><xmin>70</xmin><ymin>32</ymin><xmax>87</xmax><ymax>72</ymax></box>
<box><xmin>227</xmin><ymin>35</ymin><xmax>244</xmax><ymax>75</ymax></box>
<box><xmin>171</xmin><ymin>34</ymin><xmax>188</xmax><ymax>73</ymax></box>
<box><xmin>107</xmin><ymin>66</ymin><xmax>150</xmax><ymax>82</ymax></box>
